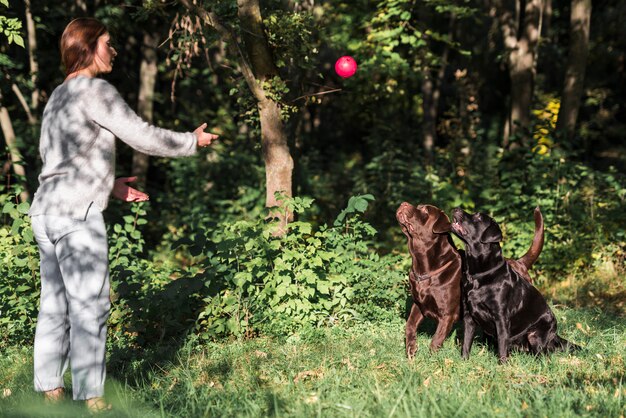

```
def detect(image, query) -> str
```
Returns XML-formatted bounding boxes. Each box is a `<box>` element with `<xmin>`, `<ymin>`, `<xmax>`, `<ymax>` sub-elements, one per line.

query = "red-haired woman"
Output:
<box><xmin>28</xmin><ymin>17</ymin><xmax>218</xmax><ymax>412</ymax></box>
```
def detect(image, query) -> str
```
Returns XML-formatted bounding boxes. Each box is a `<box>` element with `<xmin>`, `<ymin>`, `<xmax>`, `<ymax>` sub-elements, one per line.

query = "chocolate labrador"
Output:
<box><xmin>450</xmin><ymin>207</ymin><xmax>580</xmax><ymax>362</ymax></box>
<box><xmin>397</xmin><ymin>203</ymin><xmax>462</xmax><ymax>358</ymax></box>
<box><xmin>397</xmin><ymin>203</ymin><xmax>545</xmax><ymax>358</ymax></box>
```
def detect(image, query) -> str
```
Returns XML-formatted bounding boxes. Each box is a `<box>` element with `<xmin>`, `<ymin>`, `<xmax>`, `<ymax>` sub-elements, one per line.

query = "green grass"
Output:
<box><xmin>0</xmin><ymin>306</ymin><xmax>624</xmax><ymax>418</ymax></box>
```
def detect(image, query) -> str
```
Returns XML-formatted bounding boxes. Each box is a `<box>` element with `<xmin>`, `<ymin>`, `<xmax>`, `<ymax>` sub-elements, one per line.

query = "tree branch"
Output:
<box><xmin>178</xmin><ymin>0</ymin><xmax>266</xmax><ymax>102</ymax></box>
<box><xmin>11</xmin><ymin>83</ymin><xmax>37</xmax><ymax>124</ymax></box>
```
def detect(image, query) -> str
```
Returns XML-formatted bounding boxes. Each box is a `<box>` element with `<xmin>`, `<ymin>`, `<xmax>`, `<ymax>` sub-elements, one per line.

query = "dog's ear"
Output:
<box><xmin>432</xmin><ymin>212</ymin><xmax>452</xmax><ymax>234</ymax></box>
<box><xmin>480</xmin><ymin>220</ymin><xmax>503</xmax><ymax>243</ymax></box>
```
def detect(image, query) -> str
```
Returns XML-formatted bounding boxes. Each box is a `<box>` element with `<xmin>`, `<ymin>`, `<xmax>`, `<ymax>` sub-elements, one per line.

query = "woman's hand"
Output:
<box><xmin>112</xmin><ymin>177</ymin><xmax>149</xmax><ymax>202</ymax></box>
<box><xmin>194</xmin><ymin>123</ymin><xmax>219</xmax><ymax>147</ymax></box>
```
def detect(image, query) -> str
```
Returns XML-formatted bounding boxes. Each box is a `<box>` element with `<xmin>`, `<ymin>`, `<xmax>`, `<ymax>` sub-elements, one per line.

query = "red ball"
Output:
<box><xmin>335</xmin><ymin>56</ymin><xmax>357</xmax><ymax>78</ymax></box>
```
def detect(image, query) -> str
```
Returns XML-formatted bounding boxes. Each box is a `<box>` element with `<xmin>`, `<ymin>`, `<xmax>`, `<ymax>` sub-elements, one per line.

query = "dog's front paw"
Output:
<box><xmin>406</xmin><ymin>344</ymin><xmax>417</xmax><ymax>360</ymax></box>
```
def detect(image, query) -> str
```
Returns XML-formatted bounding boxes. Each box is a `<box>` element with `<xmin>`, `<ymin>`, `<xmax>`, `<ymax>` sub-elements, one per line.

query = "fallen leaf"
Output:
<box><xmin>209</xmin><ymin>381</ymin><xmax>223</xmax><ymax>389</ymax></box>
<box><xmin>2</xmin><ymin>389</ymin><xmax>11</xmax><ymax>398</ymax></box>
<box><xmin>254</xmin><ymin>350</ymin><xmax>268</xmax><ymax>358</ymax></box>
<box><xmin>374</xmin><ymin>363</ymin><xmax>386</xmax><ymax>369</ymax></box>
<box><xmin>304</xmin><ymin>393</ymin><xmax>319</xmax><ymax>404</ymax></box>
<box><xmin>341</xmin><ymin>358</ymin><xmax>354</xmax><ymax>370</ymax></box>
<box><xmin>521</xmin><ymin>401</ymin><xmax>529</xmax><ymax>410</ymax></box>
<box><xmin>294</xmin><ymin>370</ymin><xmax>323</xmax><ymax>383</ymax></box>
<box><xmin>423</xmin><ymin>376</ymin><xmax>431</xmax><ymax>387</ymax></box>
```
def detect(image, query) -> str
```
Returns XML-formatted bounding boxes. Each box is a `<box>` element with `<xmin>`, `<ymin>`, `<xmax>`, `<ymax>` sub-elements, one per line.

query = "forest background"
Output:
<box><xmin>0</xmin><ymin>1</ymin><xmax>624</xmax><ymax>417</ymax></box>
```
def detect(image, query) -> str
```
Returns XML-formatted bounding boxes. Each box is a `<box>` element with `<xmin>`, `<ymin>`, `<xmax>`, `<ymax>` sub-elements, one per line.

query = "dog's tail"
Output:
<box><xmin>550</xmin><ymin>334</ymin><xmax>582</xmax><ymax>353</ymax></box>
<box><xmin>518</xmin><ymin>207</ymin><xmax>544</xmax><ymax>270</ymax></box>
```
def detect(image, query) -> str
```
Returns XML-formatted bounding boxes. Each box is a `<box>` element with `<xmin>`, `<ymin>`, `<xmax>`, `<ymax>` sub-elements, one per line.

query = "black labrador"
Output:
<box><xmin>450</xmin><ymin>208</ymin><xmax>580</xmax><ymax>362</ymax></box>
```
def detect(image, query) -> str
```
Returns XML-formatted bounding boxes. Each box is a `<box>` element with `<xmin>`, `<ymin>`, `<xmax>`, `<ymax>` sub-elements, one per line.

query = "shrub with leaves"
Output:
<box><xmin>0</xmin><ymin>191</ymin><xmax>38</xmax><ymax>348</ymax></box>
<box><xmin>176</xmin><ymin>194</ymin><xmax>406</xmax><ymax>340</ymax></box>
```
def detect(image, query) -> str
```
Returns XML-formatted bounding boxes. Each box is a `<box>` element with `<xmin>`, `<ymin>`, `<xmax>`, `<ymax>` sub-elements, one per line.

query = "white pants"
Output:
<box><xmin>31</xmin><ymin>207</ymin><xmax>110</xmax><ymax>400</ymax></box>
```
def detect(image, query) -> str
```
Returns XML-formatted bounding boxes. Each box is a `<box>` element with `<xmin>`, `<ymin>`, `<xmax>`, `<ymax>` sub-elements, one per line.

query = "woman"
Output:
<box><xmin>28</xmin><ymin>18</ymin><xmax>218</xmax><ymax>412</ymax></box>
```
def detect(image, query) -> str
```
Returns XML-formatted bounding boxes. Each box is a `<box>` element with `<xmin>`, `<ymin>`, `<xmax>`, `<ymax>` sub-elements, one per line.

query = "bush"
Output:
<box><xmin>181</xmin><ymin>194</ymin><xmax>407</xmax><ymax>339</ymax></box>
<box><xmin>0</xmin><ymin>191</ymin><xmax>39</xmax><ymax>348</ymax></box>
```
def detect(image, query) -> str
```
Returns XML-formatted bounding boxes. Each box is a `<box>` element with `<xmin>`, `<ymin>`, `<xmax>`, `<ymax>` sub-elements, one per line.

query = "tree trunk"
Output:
<box><xmin>556</xmin><ymin>0</ymin><xmax>591</xmax><ymax>140</ymax></box>
<box><xmin>0</xmin><ymin>101</ymin><xmax>30</xmax><ymax>202</ymax></box>
<box><xmin>543</xmin><ymin>0</ymin><xmax>553</xmax><ymax>36</ymax></box>
<box><xmin>421</xmin><ymin>15</ymin><xmax>453</xmax><ymax>161</ymax></box>
<box><xmin>24</xmin><ymin>0</ymin><xmax>40</xmax><ymax>114</ymax></box>
<box><xmin>132</xmin><ymin>30</ymin><xmax>159</xmax><ymax>188</ymax></box>
<box><xmin>237</xmin><ymin>0</ymin><xmax>294</xmax><ymax>232</ymax></box>
<box><xmin>421</xmin><ymin>70</ymin><xmax>436</xmax><ymax>157</ymax></box>
<box><xmin>179</xmin><ymin>0</ymin><xmax>295</xmax><ymax>233</ymax></box>
<box><xmin>495</xmin><ymin>0</ymin><xmax>543</xmax><ymax>147</ymax></box>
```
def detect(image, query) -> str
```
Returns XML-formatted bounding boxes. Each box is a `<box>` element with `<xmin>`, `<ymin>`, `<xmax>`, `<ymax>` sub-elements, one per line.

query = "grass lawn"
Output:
<box><xmin>0</xmin><ymin>306</ymin><xmax>624</xmax><ymax>418</ymax></box>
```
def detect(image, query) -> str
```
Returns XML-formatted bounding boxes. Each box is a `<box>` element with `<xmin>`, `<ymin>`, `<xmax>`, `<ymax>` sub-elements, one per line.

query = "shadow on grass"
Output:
<box><xmin>0</xmin><ymin>378</ymin><xmax>162</xmax><ymax>418</ymax></box>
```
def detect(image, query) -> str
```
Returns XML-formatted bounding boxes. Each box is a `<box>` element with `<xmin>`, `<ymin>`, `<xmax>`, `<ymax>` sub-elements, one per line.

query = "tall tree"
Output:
<box><xmin>237</xmin><ymin>0</ymin><xmax>294</xmax><ymax>229</ymax></box>
<box><xmin>24</xmin><ymin>0</ymin><xmax>39</xmax><ymax>114</ymax></box>
<box><xmin>0</xmin><ymin>92</ymin><xmax>29</xmax><ymax>203</ymax></box>
<box><xmin>131</xmin><ymin>30</ymin><xmax>159</xmax><ymax>188</ymax></box>
<box><xmin>421</xmin><ymin>14</ymin><xmax>455</xmax><ymax>161</ymax></box>
<box><xmin>556</xmin><ymin>0</ymin><xmax>591</xmax><ymax>140</ymax></box>
<box><xmin>179</xmin><ymin>0</ymin><xmax>295</xmax><ymax>233</ymax></box>
<box><xmin>493</xmin><ymin>0</ymin><xmax>544</xmax><ymax>147</ymax></box>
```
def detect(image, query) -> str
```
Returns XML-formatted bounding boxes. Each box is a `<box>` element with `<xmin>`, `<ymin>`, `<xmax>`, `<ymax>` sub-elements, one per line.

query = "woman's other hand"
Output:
<box><xmin>194</xmin><ymin>123</ymin><xmax>219</xmax><ymax>147</ymax></box>
<box><xmin>112</xmin><ymin>177</ymin><xmax>149</xmax><ymax>202</ymax></box>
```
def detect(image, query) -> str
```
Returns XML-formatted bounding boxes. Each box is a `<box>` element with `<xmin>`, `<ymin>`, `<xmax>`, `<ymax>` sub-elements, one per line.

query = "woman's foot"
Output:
<box><xmin>44</xmin><ymin>387</ymin><xmax>64</xmax><ymax>402</ymax></box>
<box><xmin>86</xmin><ymin>397</ymin><xmax>112</xmax><ymax>414</ymax></box>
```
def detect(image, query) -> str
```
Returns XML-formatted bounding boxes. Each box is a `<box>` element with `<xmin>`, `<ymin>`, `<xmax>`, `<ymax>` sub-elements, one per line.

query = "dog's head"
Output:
<box><xmin>451</xmin><ymin>208</ymin><xmax>502</xmax><ymax>248</ymax></box>
<box><xmin>396</xmin><ymin>203</ymin><xmax>452</xmax><ymax>244</ymax></box>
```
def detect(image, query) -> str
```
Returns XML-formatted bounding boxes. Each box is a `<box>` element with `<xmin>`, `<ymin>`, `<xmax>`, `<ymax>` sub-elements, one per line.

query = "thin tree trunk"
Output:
<box><xmin>421</xmin><ymin>15</ymin><xmax>453</xmax><ymax>161</ymax></box>
<box><xmin>0</xmin><ymin>101</ymin><xmax>30</xmax><ymax>202</ymax></box>
<box><xmin>556</xmin><ymin>0</ymin><xmax>591</xmax><ymax>139</ymax></box>
<box><xmin>237</xmin><ymin>0</ymin><xmax>294</xmax><ymax>232</ymax></box>
<box><xmin>421</xmin><ymin>70</ymin><xmax>436</xmax><ymax>158</ymax></box>
<box><xmin>179</xmin><ymin>0</ymin><xmax>295</xmax><ymax>234</ymax></box>
<box><xmin>236</xmin><ymin>0</ymin><xmax>294</xmax><ymax>232</ymax></box>
<box><xmin>24</xmin><ymin>0</ymin><xmax>39</xmax><ymax>114</ymax></box>
<box><xmin>11</xmin><ymin>83</ymin><xmax>36</xmax><ymax>124</ymax></box>
<box><xmin>543</xmin><ymin>0</ymin><xmax>552</xmax><ymax>36</ymax></box>
<box><xmin>495</xmin><ymin>0</ymin><xmax>543</xmax><ymax>147</ymax></box>
<box><xmin>132</xmin><ymin>31</ymin><xmax>159</xmax><ymax>188</ymax></box>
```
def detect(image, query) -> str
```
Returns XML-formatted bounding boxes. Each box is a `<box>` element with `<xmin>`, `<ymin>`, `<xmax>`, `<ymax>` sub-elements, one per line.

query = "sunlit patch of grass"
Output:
<box><xmin>545</xmin><ymin>256</ymin><xmax>626</xmax><ymax>317</ymax></box>
<box><xmin>1</xmin><ymin>307</ymin><xmax>624</xmax><ymax>417</ymax></box>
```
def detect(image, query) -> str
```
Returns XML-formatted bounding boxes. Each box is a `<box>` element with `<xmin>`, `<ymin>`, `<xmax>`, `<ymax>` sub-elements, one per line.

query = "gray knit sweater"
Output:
<box><xmin>29</xmin><ymin>76</ymin><xmax>197</xmax><ymax>219</ymax></box>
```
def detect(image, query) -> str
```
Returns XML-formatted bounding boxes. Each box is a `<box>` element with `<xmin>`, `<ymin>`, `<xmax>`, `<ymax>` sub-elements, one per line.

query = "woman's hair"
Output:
<box><xmin>60</xmin><ymin>18</ymin><xmax>108</xmax><ymax>76</ymax></box>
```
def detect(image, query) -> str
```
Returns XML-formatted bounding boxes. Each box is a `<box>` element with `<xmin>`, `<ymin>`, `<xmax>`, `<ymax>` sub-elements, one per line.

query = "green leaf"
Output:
<box><xmin>2</xmin><ymin>202</ymin><xmax>14</xmax><ymax>213</ymax></box>
<box><xmin>226</xmin><ymin>318</ymin><xmax>239</xmax><ymax>332</ymax></box>
<box><xmin>317</xmin><ymin>282</ymin><xmax>330</xmax><ymax>295</ymax></box>
<box><xmin>353</xmin><ymin>198</ymin><xmax>369</xmax><ymax>213</ymax></box>
<box><xmin>17</xmin><ymin>202</ymin><xmax>29</xmax><ymax>214</ymax></box>
<box><xmin>13</xmin><ymin>34</ymin><xmax>24</xmax><ymax>48</ymax></box>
